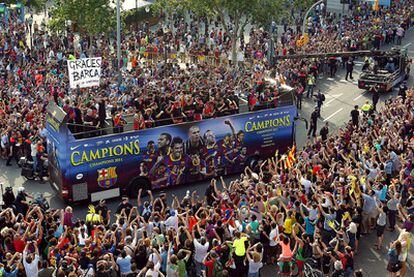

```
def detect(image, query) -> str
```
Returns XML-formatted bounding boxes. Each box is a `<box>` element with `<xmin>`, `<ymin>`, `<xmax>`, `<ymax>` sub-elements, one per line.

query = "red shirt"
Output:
<box><xmin>13</xmin><ymin>238</ymin><xmax>26</xmax><ymax>253</ymax></box>
<box><xmin>188</xmin><ymin>216</ymin><xmax>197</xmax><ymax>232</ymax></box>
<box><xmin>204</xmin><ymin>259</ymin><xmax>216</xmax><ymax>277</ymax></box>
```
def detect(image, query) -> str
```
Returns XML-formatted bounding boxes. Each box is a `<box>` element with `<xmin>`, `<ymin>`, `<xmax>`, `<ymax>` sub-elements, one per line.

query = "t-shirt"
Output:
<box><xmin>117</xmin><ymin>256</ymin><xmax>132</xmax><ymax>273</ymax></box>
<box><xmin>177</xmin><ymin>258</ymin><xmax>188</xmax><ymax>276</ymax></box>
<box><xmin>377</xmin><ymin>211</ymin><xmax>386</xmax><ymax>226</ymax></box>
<box><xmin>269</xmin><ymin>228</ymin><xmax>279</xmax><ymax>247</ymax></box>
<box><xmin>23</xmin><ymin>253</ymin><xmax>39</xmax><ymax>277</ymax></box>
<box><xmin>194</xmin><ymin>239</ymin><xmax>209</xmax><ymax>263</ymax></box>
<box><xmin>300</xmin><ymin>177</ymin><xmax>312</xmax><ymax>194</ymax></box>
<box><xmin>362</xmin><ymin>194</ymin><xmax>375</xmax><ymax>213</ymax></box>
<box><xmin>233</xmin><ymin>237</ymin><xmax>248</xmax><ymax>256</ymax></box>
<box><xmin>145</xmin><ymin>262</ymin><xmax>161</xmax><ymax>277</ymax></box>
<box><xmin>1</xmin><ymin>267</ymin><xmax>18</xmax><ymax>277</ymax></box>
<box><xmin>166</xmin><ymin>264</ymin><xmax>179</xmax><ymax>277</ymax></box>
<box><xmin>38</xmin><ymin>267</ymin><xmax>55</xmax><ymax>277</ymax></box>
<box><xmin>387</xmin><ymin>198</ymin><xmax>400</xmax><ymax>211</ymax></box>
<box><xmin>203</xmin><ymin>259</ymin><xmax>215</xmax><ymax>277</ymax></box>
<box><xmin>323</xmin><ymin>212</ymin><xmax>336</xmax><ymax>231</ymax></box>
<box><xmin>283</xmin><ymin>217</ymin><xmax>294</xmax><ymax>234</ymax></box>
<box><xmin>248</xmin><ymin>259</ymin><xmax>263</xmax><ymax>273</ymax></box>
<box><xmin>305</xmin><ymin>217</ymin><xmax>316</xmax><ymax>235</ymax></box>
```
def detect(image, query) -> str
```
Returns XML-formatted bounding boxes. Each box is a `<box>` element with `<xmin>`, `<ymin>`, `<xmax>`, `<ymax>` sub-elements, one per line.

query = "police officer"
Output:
<box><xmin>399</xmin><ymin>81</ymin><xmax>408</xmax><ymax>103</ymax></box>
<box><xmin>350</xmin><ymin>105</ymin><xmax>360</xmax><ymax>127</ymax></box>
<box><xmin>345</xmin><ymin>58</ymin><xmax>355</xmax><ymax>81</ymax></box>
<box><xmin>307</xmin><ymin>108</ymin><xmax>319</xmax><ymax>138</ymax></box>
<box><xmin>296</xmin><ymin>85</ymin><xmax>304</xmax><ymax>109</ymax></box>
<box><xmin>319</xmin><ymin>122</ymin><xmax>329</xmax><ymax>141</ymax></box>
<box><xmin>371</xmin><ymin>84</ymin><xmax>380</xmax><ymax>111</ymax></box>
<box><xmin>314</xmin><ymin>90</ymin><xmax>325</xmax><ymax>115</ymax></box>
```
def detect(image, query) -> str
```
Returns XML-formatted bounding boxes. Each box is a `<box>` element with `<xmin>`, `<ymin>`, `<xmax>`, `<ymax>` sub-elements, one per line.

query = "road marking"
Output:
<box><xmin>403</xmin><ymin>42</ymin><xmax>412</xmax><ymax>48</ymax></box>
<box><xmin>325</xmin><ymin>93</ymin><xmax>343</xmax><ymax>105</ymax></box>
<box><xmin>353</xmin><ymin>91</ymin><xmax>367</xmax><ymax>101</ymax></box>
<box><xmin>369</xmin><ymin>248</ymin><xmax>382</xmax><ymax>260</ymax></box>
<box><xmin>323</xmin><ymin>108</ymin><xmax>343</xmax><ymax>122</ymax></box>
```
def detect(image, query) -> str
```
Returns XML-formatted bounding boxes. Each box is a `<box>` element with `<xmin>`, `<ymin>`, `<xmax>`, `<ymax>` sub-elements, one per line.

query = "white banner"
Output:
<box><xmin>67</xmin><ymin>57</ymin><xmax>102</xmax><ymax>89</ymax></box>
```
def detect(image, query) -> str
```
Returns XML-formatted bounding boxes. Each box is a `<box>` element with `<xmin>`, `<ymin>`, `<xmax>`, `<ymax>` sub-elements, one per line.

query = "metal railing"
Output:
<box><xmin>66</xmin><ymin>93</ymin><xmax>295</xmax><ymax>139</ymax></box>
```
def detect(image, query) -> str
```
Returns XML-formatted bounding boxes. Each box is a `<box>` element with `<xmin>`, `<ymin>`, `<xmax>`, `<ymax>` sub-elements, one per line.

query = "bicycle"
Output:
<box><xmin>302</xmin><ymin>258</ymin><xmax>323</xmax><ymax>277</ymax></box>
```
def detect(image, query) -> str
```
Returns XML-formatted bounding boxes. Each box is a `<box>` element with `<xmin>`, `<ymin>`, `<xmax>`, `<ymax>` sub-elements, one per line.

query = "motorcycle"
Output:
<box><xmin>19</xmin><ymin>157</ymin><xmax>48</xmax><ymax>181</ymax></box>
<box><xmin>34</xmin><ymin>192</ymin><xmax>50</xmax><ymax>211</ymax></box>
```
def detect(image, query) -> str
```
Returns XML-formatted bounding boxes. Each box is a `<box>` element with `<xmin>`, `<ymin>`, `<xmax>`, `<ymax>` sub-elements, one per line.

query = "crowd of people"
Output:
<box><xmin>0</xmin><ymin>0</ymin><xmax>414</xmax><ymax>276</ymax></box>
<box><xmin>0</xmin><ymin>0</ymin><xmax>413</xmax><ymax>164</ymax></box>
<box><xmin>1</xmin><ymin>75</ymin><xmax>414</xmax><ymax>277</ymax></box>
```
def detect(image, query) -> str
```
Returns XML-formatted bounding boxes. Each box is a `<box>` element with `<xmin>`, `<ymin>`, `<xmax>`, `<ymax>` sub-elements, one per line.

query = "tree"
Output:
<box><xmin>3</xmin><ymin>0</ymin><xmax>46</xmax><ymax>13</ymax></box>
<box><xmin>293</xmin><ymin>0</ymin><xmax>315</xmax><ymax>12</ymax></box>
<box><xmin>49</xmin><ymin>0</ymin><xmax>117</xmax><ymax>37</ymax></box>
<box><xmin>155</xmin><ymin>0</ymin><xmax>288</xmax><ymax>64</ymax></box>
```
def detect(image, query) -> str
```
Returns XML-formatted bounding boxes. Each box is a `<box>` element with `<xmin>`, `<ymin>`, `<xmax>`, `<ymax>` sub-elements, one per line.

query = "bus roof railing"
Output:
<box><xmin>67</xmin><ymin>99</ymin><xmax>296</xmax><ymax>139</ymax></box>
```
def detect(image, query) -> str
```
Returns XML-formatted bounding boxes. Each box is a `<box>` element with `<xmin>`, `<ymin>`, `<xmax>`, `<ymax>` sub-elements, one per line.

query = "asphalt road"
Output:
<box><xmin>2</xmin><ymin>29</ymin><xmax>414</xmax><ymax>277</ymax></box>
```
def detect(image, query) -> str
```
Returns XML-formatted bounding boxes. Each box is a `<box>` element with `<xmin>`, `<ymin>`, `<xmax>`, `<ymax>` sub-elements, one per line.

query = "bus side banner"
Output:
<box><xmin>64</xmin><ymin>106</ymin><xmax>296</xmax><ymax>192</ymax></box>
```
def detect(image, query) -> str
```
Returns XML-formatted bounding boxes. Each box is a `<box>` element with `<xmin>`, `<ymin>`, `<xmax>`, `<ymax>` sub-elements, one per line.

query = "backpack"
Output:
<box><xmin>213</xmin><ymin>260</ymin><xmax>224</xmax><ymax>277</ymax></box>
<box><xmin>302</xmin><ymin>242</ymin><xmax>313</xmax><ymax>259</ymax></box>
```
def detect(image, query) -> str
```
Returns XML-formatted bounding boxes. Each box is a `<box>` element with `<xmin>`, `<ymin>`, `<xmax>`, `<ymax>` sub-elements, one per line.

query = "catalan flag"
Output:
<box><xmin>285</xmin><ymin>145</ymin><xmax>297</xmax><ymax>168</ymax></box>
<box><xmin>373</xmin><ymin>0</ymin><xmax>380</xmax><ymax>11</ymax></box>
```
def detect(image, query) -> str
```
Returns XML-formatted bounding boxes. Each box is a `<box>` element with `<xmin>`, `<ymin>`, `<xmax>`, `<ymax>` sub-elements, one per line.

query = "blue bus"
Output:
<box><xmin>46</xmin><ymin>86</ymin><xmax>297</xmax><ymax>203</ymax></box>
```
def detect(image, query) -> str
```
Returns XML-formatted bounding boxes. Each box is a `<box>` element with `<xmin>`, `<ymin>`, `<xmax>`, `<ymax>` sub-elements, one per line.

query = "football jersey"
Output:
<box><xmin>186</xmin><ymin>159</ymin><xmax>207</xmax><ymax>182</ymax></box>
<box><xmin>163</xmin><ymin>154</ymin><xmax>189</xmax><ymax>186</ymax></box>
<box><xmin>202</xmin><ymin>144</ymin><xmax>219</xmax><ymax>176</ymax></box>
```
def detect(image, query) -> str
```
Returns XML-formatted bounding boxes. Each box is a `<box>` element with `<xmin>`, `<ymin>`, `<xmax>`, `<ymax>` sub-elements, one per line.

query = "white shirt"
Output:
<box><xmin>269</xmin><ymin>228</ymin><xmax>279</xmax><ymax>247</ymax></box>
<box><xmin>145</xmin><ymin>262</ymin><xmax>161</xmax><ymax>277</ymax></box>
<box><xmin>23</xmin><ymin>252</ymin><xmax>39</xmax><ymax>277</ymax></box>
<box><xmin>30</xmin><ymin>143</ymin><xmax>37</xmax><ymax>157</ymax></box>
<box><xmin>148</xmin><ymin>253</ymin><xmax>161</xmax><ymax>266</ymax></box>
<box><xmin>164</xmin><ymin>212</ymin><xmax>178</xmax><ymax>231</ymax></box>
<box><xmin>248</xmin><ymin>259</ymin><xmax>263</xmax><ymax>273</ymax></box>
<box><xmin>300</xmin><ymin>177</ymin><xmax>312</xmax><ymax>194</ymax></box>
<box><xmin>78</xmin><ymin>232</ymin><xmax>89</xmax><ymax>246</ymax></box>
<box><xmin>194</xmin><ymin>239</ymin><xmax>209</xmax><ymax>263</ymax></box>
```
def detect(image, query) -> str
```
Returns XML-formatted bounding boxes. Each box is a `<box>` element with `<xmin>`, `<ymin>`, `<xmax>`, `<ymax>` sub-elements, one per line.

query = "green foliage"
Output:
<box><xmin>252</xmin><ymin>0</ymin><xmax>289</xmax><ymax>29</ymax></box>
<box><xmin>122</xmin><ymin>5</ymin><xmax>159</xmax><ymax>26</ymax></box>
<box><xmin>154</xmin><ymin>0</ymin><xmax>288</xmax><ymax>62</ymax></box>
<box><xmin>152</xmin><ymin>0</ymin><xmax>189</xmax><ymax>15</ymax></box>
<box><xmin>49</xmin><ymin>0</ymin><xmax>117</xmax><ymax>35</ymax></box>
<box><xmin>3</xmin><ymin>0</ymin><xmax>46</xmax><ymax>12</ymax></box>
<box><xmin>293</xmin><ymin>0</ymin><xmax>315</xmax><ymax>11</ymax></box>
<box><xmin>154</xmin><ymin>0</ymin><xmax>288</xmax><ymax>35</ymax></box>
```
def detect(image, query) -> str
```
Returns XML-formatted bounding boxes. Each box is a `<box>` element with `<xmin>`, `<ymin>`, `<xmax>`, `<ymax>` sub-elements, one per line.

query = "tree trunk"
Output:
<box><xmin>231</xmin><ymin>34</ymin><xmax>237</xmax><ymax>66</ymax></box>
<box><xmin>89</xmin><ymin>34</ymin><xmax>93</xmax><ymax>57</ymax></box>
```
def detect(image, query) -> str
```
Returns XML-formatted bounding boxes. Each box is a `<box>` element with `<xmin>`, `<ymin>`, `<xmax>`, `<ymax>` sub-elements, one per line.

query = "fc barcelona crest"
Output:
<box><xmin>97</xmin><ymin>167</ymin><xmax>118</xmax><ymax>188</ymax></box>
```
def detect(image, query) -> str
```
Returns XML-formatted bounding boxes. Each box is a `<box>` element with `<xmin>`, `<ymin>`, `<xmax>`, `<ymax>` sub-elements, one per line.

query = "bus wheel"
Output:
<box><xmin>128</xmin><ymin>177</ymin><xmax>151</xmax><ymax>198</ymax></box>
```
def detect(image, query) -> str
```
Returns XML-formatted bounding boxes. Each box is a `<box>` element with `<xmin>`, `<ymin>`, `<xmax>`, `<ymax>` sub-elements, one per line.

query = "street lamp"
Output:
<box><xmin>302</xmin><ymin>0</ymin><xmax>324</xmax><ymax>35</ymax></box>
<box><xmin>268</xmin><ymin>20</ymin><xmax>276</xmax><ymax>66</ymax></box>
<box><xmin>116</xmin><ymin>0</ymin><xmax>122</xmax><ymax>87</ymax></box>
<box><xmin>28</xmin><ymin>15</ymin><xmax>33</xmax><ymax>49</ymax></box>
